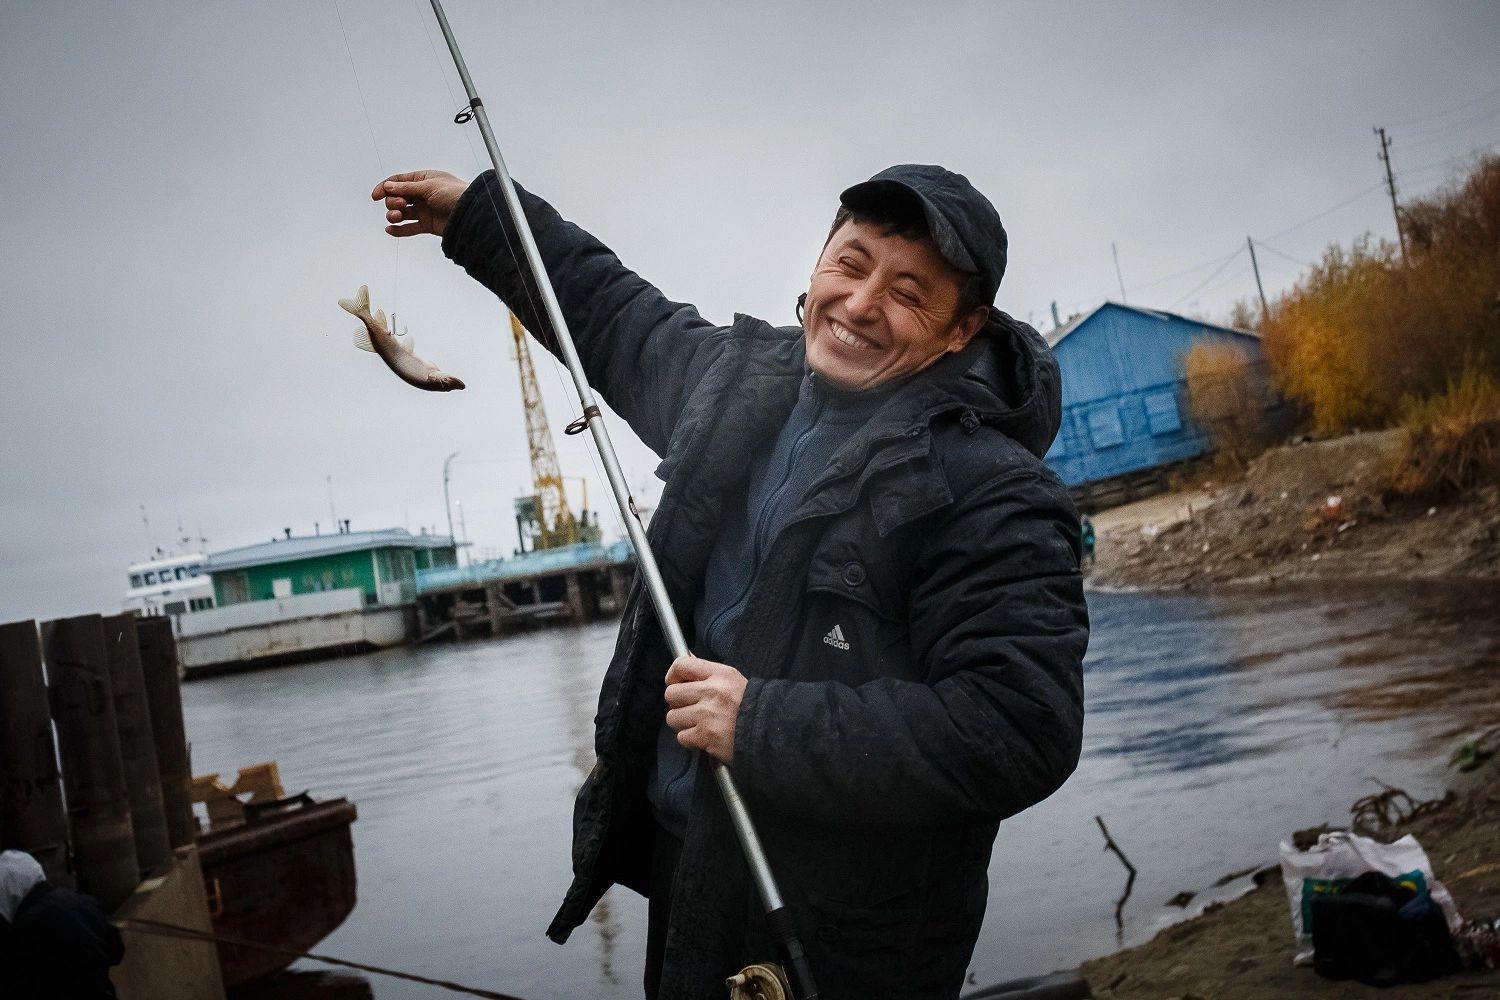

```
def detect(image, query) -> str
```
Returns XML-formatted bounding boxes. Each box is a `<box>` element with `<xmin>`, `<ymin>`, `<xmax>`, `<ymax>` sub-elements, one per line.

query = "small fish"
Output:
<box><xmin>338</xmin><ymin>285</ymin><xmax>465</xmax><ymax>391</ymax></box>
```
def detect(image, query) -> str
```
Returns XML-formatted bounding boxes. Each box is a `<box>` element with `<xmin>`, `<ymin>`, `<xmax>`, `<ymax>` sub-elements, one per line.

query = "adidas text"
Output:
<box><xmin>822</xmin><ymin>624</ymin><xmax>850</xmax><ymax>651</ymax></box>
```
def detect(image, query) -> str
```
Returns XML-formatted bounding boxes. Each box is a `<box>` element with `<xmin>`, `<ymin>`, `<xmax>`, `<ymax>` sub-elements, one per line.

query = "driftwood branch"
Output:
<box><xmin>1096</xmin><ymin>815</ymin><xmax>1137</xmax><ymax>931</ymax></box>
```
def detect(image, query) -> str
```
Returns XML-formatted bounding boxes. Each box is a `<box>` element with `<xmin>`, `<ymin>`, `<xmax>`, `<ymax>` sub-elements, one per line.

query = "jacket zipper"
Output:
<box><xmin>700</xmin><ymin>401</ymin><xmax>824</xmax><ymax>656</ymax></box>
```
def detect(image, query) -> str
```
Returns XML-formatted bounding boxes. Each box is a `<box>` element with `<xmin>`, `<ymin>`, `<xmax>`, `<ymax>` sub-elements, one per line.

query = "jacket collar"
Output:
<box><xmin>649</xmin><ymin>310</ymin><xmax>1059</xmax><ymax>604</ymax></box>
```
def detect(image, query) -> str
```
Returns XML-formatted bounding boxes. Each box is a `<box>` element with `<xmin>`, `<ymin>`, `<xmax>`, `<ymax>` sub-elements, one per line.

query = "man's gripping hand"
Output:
<box><xmin>664</xmin><ymin>656</ymin><xmax>748</xmax><ymax>766</ymax></box>
<box><xmin>372</xmin><ymin>171</ymin><xmax>470</xmax><ymax>239</ymax></box>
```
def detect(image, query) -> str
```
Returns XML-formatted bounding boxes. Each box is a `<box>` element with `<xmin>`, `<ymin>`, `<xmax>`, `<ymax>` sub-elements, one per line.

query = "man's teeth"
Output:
<box><xmin>830</xmin><ymin>322</ymin><xmax>878</xmax><ymax>350</ymax></box>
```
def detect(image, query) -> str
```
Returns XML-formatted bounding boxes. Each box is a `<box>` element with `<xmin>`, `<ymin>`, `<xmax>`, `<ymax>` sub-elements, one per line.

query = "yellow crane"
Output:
<box><xmin>509</xmin><ymin>310</ymin><xmax>600</xmax><ymax>552</ymax></box>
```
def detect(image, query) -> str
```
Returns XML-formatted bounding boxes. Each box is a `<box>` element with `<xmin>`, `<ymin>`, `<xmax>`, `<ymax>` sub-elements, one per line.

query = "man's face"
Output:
<box><xmin>803</xmin><ymin>219</ymin><xmax>988</xmax><ymax>391</ymax></box>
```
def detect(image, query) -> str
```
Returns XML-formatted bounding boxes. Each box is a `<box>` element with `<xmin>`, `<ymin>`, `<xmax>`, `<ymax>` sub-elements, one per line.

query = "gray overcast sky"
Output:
<box><xmin>3</xmin><ymin>1</ymin><xmax>1498</xmax><ymax>622</ymax></box>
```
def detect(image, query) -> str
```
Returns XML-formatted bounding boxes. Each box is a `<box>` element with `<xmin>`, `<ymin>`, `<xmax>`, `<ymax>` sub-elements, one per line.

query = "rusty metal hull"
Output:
<box><xmin>197</xmin><ymin>798</ymin><xmax>358</xmax><ymax>986</ymax></box>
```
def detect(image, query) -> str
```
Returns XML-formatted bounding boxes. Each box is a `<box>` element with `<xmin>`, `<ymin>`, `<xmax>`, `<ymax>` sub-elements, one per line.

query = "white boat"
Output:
<box><xmin>123</xmin><ymin>553</ymin><xmax>215</xmax><ymax>617</ymax></box>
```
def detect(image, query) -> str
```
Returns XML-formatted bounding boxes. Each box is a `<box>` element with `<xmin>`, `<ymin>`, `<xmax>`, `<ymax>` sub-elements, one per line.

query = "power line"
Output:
<box><xmin>1169</xmin><ymin>246</ymin><xmax>1245</xmax><ymax>309</ymax></box>
<box><xmin>1398</xmin><ymin>108</ymin><xmax>1500</xmax><ymax>155</ymax></box>
<box><xmin>1125</xmin><ymin>248</ymin><xmax>1242</xmax><ymax>295</ymax></box>
<box><xmin>1397</xmin><ymin>139</ymin><xmax>1500</xmax><ymax>180</ymax></box>
<box><xmin>1389</xmin><ymin>81</ymin><xmax>1500</xmax><ymax>130</ymax></box>
<box><xmin>1263</xmin><ymin>182</ymin><xmax>1385</xmax><ymax>242</ymax></box>
<box><xmin>1251</xmin><ymin>239</ymin><xmax>1313</xmax><ymax>269</ymax></box>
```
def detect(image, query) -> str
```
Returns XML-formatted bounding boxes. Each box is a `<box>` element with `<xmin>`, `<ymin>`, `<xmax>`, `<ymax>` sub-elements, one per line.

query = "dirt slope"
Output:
<box><xmin>1089</xmin><ymin>431</ymin><xmax>1500</xmax><ymax>590</ymax></box>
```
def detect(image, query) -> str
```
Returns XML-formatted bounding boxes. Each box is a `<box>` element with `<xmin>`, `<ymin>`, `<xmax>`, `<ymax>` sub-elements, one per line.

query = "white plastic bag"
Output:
<box><xmin>1278</xmin><ymin>831</ymin><xmax>1462</xmax><ymax>965</ymax></box>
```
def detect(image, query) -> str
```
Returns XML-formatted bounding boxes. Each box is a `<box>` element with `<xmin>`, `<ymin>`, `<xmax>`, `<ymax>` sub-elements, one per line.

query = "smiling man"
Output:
<box><xmin>374</xmin><ymin>164</ymin><xmax>1088</xmax><ymax>999</ymax></box>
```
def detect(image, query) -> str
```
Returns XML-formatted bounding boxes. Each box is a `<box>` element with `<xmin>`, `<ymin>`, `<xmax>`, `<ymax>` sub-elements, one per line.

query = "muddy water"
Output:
<box><xmin>181</xmin><ymin>581</ymin><xmax>1499</xmax><ymax>999</ymax></box>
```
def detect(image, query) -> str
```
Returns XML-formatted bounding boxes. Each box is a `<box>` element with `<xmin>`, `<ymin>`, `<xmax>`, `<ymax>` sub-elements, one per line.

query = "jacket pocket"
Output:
<box><xmin>803</xmin><ymin>554</ymin><xmax>915</xmax><ymax>685</ymax></box>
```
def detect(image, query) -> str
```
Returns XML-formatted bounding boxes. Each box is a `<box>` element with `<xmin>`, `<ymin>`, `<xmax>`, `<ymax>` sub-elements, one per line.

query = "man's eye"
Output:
<box><xmin>838</xmin><ymin>257</ymin><xmax>865</xmax><ymax>274</ymax></box>
<box><xmin>893</xmin><ymin>289</ymin><xmax>921</xmax><ymax>307</ymax></box>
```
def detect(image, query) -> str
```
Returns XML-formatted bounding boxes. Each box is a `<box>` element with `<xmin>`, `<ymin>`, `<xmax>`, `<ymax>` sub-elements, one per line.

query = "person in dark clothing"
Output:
<box><xmin>372</xmin><ymin>163</ymin><xmax>1088</xmax><ymax>999</ymax></box>
<box><xmin>0</xmin><ymin>849</ymin><xmax>125</xmax><ymax>999</ymax></box>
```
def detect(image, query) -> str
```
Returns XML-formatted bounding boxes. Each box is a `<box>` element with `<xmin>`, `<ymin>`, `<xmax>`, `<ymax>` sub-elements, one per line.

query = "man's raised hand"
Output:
<box><xmin>372</xmin><ymin>170</ymin><xmax>470</xmax><ymax>239</ymax></box>
<box><xmin>664</xmin><ymin>656</ymin><xmax>748</xmax><ymax>766</ymax></box>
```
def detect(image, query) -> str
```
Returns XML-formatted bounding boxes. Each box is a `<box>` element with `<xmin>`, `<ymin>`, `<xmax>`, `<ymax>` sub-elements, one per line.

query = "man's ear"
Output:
<box><xmin>946</xmin><ymin>306</ymin><xmax>991</xmax><ymax>353</ymax></box>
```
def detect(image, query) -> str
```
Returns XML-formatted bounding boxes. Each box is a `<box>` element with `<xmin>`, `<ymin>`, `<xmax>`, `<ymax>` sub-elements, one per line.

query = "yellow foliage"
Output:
<box><xmin>1390</xmin><ymin>369</ymin><xmax>1500</xmax><ymax>495</ymax></box>
<box><xmin>1184</xmin><ymin>341</ymin><xmax>1265</xmax><ymax>466</ymax></box>
<box><xmin>1260</xmin><ymin>155</ymin><xmax>1500</xmax><ymax>436</ymax></box>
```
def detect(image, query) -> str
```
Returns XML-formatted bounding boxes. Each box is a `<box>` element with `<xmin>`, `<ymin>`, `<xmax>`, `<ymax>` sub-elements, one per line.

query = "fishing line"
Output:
<box><xmin>116</xmin><ymin>917</ymin><xmax>524</xmax><ymax>1000</ymax></box>
<box><xmin>331</xmin><ymin>0</ymin><xmax>401</xmax><ymax>316</ymax></box>
<box><xmin>409</xmin><ymin>0</ymin><xmax>627</xmax><ymax>538</ymax></box>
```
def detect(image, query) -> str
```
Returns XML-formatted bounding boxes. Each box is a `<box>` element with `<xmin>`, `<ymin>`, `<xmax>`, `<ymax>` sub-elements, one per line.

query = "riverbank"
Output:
<box><xmin>1079</xmin><ymin>742</ymin><xmax>1500</xmax><ymax>999</ymax></box>
<box><xmin>1087</xmin><ymin>430</ymin><xmax>1500</xmax><ymax>590</ymax></box>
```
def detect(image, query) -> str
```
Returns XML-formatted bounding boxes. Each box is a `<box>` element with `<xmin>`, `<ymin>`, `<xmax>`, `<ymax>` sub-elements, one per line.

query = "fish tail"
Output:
<box><xmin>337</xmin><ymin>284</ymin><xmax>372</xmax><ymax>320</ymax></box>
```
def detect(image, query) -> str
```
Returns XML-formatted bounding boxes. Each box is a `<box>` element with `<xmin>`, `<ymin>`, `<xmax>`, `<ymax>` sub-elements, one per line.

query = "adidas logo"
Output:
<box><xmin>822</xmin><ymin>624</ymin><xmax>850</xmax><ymax>650</ymax></box>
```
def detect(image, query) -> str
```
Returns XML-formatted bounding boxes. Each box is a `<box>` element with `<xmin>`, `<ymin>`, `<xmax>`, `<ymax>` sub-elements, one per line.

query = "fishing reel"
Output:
<box><xmin>726</xmin><ymin>962</ymin><xmax>792</xmax><ymax>1000</ymax></box>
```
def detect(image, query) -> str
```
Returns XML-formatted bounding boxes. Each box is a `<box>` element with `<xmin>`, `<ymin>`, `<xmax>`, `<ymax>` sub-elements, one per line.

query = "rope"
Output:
<box><xmin>115</xmin><ymin>916</ymin><xmax>525</xmax><ymax>1000</ymax></box>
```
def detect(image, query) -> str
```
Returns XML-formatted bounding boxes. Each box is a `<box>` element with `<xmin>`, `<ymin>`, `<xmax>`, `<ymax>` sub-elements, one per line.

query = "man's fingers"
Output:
<box><xmin>665</xmin><ymin>656</ymin><xmax>717</xmax><ymax>684</ymax></box>
<box><xmin>666</xmin><ymin>704</ymin><xmax>705</xmax><ymax>732</ymax></box>
<box><xmin>380</xmin><ymin>180</ymin><xmax>443</xmax><ymax>203</ymax></box>
<box><xmin>385</xmin><ymin>222</ymin><xmax>429</xmax><ymax>238</ymax></box>
<box><xmin>370</xmin><ymin>171</ymin><xmax>438</xmax><ymax>199</ymax></box>
<box><xmin>663</xmin><ymin>679</ymin><xmax>716</xmax><ymax>708</ymax></box>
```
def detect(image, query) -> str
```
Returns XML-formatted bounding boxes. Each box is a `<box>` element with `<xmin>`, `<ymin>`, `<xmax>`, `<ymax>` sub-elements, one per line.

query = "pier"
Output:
<box><xmin>414</xmin><ymin>539</ymin><xmax>635</xmax><ymax>642</ymax></box>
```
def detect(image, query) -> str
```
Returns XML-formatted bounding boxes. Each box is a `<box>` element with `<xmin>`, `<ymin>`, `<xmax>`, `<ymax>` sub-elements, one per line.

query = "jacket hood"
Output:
<box><xmin>0</xmin><ymin>849</ymin><xmax>44</xmax><ymax>923</ymax></box>
<box><xmin>928</xmin><ymin>308</ymin><xmax>1063</xmax><ymax>459</ymax></box>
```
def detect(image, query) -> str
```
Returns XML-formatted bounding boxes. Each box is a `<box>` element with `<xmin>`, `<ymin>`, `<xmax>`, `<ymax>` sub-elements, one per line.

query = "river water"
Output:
<box><xmin>181</xmin><ymin>581</ymin><xmax>1500</xmax><ymax>999</ymax></box>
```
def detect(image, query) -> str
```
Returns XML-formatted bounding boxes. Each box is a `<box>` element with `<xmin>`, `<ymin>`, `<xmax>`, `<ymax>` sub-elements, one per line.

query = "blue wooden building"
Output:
<box><xmin>1042</xmin><ymin>303</ymin><xmax>1264</xmax><ymax>507</ymax></box>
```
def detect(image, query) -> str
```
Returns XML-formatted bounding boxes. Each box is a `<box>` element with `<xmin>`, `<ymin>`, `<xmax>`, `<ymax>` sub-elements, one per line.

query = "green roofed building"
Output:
<box><xmin>204</xmin><ymin>527</ymin><xmax>458</xmax><ymax>608</ymax></box>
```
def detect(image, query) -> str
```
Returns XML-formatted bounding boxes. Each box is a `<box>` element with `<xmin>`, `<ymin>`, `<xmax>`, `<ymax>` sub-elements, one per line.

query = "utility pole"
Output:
<box><xmin>442</xmin><ymin>451</ymin><xmax>459</xmax><ymax>549</ymax></box>
<box><xmin>1111</xmin><ymin>243</ymin><xmax>1128</xmax><ymax>303</ymax></box>
<box><xmin>1247</xmin><ymin>237</ymin><xmax>1269</xmax><ymax>325</ymax></box>
<box><xmin>326</xmin><ymin>475</ymin><xmax>338</xmax><ymax>529</ymax></box>
<box><xmin>1373</xmin><ymin>126</ymin><xmax>1408</xmax><ymax>262</ymax></box>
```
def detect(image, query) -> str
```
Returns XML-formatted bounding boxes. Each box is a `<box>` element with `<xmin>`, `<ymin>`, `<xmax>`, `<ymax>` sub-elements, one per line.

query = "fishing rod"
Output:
<box><xmin>424</xmin><ymin>3</ymin><xmax>818</xmax><ymax>997</ymax></box>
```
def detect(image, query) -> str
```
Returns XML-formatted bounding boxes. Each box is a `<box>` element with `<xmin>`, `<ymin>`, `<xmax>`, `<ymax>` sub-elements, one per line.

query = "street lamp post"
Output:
<box><xmin>442</xmin><ymin>451</ymin><xmax>459</xmax><ymax>555</ymax></box>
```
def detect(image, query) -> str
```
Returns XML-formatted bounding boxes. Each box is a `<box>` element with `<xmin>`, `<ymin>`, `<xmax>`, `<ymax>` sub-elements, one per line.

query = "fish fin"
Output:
<box><xmin>352</xmin><ymin>326</ymin><xmax>376</xmax><ymax>353</ymax></box>
<box><xmin>374</xmin><ymin>309</ymin><xmax>388</xmax><ymax>334</ymax></box>
<box><xmin>337</xmin><ymin>285</ymin><xmax>371</xmax><ymax>319</ymax></box>
<box><xmin>400</xmin><ymin>335</ymin><xmax>415</xmax><ymax>355</ymax></box>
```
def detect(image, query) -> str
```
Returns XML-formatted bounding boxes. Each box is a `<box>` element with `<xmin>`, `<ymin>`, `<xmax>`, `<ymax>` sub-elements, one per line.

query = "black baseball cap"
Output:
<box><xmin>840</xmin><ymin>164</ymin><xmax>1008</xmax><ymax>306</ymax></box>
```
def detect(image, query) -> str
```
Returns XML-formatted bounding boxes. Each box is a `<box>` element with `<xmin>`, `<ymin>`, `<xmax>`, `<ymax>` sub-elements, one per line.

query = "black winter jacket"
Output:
<box><xmin>443</xmin><ymin>173</ymin><xmax>1088</xmax><ymax>999</ymax></box>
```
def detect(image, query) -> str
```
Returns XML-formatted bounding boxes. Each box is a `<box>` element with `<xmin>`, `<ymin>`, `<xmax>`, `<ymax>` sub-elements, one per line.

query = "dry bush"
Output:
<box><xmin>1388</xmin><ymin>368</ymin><xmax>1500</xmax><ymax>495</ymax></box>
<box><xmin>1184</xmin><ymin>340</ymin><xmax>1266</xmax><ymax>468</ymax></box>
<box><xmin>1225</xmin><ymin>298</ymin><xmax>1262</xmax><ymax>333</ymax></box>
<box><xmin>1260</xmin><ymin>155</ymin><xmax>1500</xmax><ymax>436</ymax></box>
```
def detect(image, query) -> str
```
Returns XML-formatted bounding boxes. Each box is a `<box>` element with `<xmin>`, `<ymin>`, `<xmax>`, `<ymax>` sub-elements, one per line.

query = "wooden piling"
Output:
<box><xmin>0</xmin><ymin>619</ymin><xmax>72</xmax><ymax>885</ymax></box>
<box><xmin>609</xmin><ymin>566</ymin><xmax>631</xmax><ymax>612</ymax></box>
<box><xmin>41</xmin><ymin>613</ymin><xmax>139</xmax><ymax>910</ymax></box>
<box><xmin>565</xmin><ymin>572</ymin><xmax>585</xmax><ymax>620</ymax></box>
<box><xmin>134</xmin><ymin>615</ymin><xmax>197</xmax><ymax>848</ymax></box>
<box><xmin>102</xmin><ymin>614</ymin><xmax>172</xmax><ymax>874</ymax></box>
